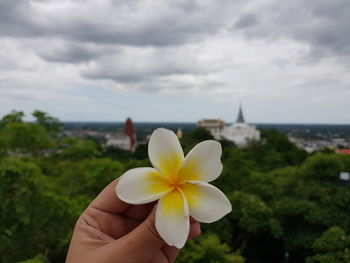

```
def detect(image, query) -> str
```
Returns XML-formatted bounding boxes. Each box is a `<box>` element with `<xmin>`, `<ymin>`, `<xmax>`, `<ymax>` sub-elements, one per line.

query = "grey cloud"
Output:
<box><xmin>126</xmin><ymin>75</ymin><xmax>227</xmax><ymax>94</ymax></box>
<box><xmin>0</xmin><ymin>0</ymin><xmax>240</xmax><ymax>47</ymax></box>
<box><xmin>235</xmin><ymin>0</ymin><xmax>350</xmax><ymax>61</ymax></box>
<box><xmin>81</xmin><ymin>47</ymin><xmax>213</xmax><ymax>84</ymax></box>
<box><xmin>3</xmin><ymin>0</ymin><xmax>350</xmax><ymax>62</ymax></box>
<box><xmin>0</xmin><ymin>85</ymin><xmax>93</xmax><ymax>102</ymax></box>
<box><xmin>1</xmin><ymin>0</ymin><xmax>350</xmax><ymax>114</ymax></box>
<box><xmin>56</xmin><ymin>5</ymin><xmax>233</xmax><ymax>47</ymax></box>
<box><xmin>234</xmin><ymin>14</ymin><xmax>258</xmax><ymax>29</ymax></box>
<box><xmin>38</xmin><ymin>42</ymin><xmax>115</xmax><ymax>63</ymax></box>
<box><xmin>1</xmin><ymin>0</ymin><xmax>240</xmax><ymax>94</ymax></box>
<box><xmin>0</xmin><ymin>0</ymin><xmax>44</xmax><ymax>37</ymax></box>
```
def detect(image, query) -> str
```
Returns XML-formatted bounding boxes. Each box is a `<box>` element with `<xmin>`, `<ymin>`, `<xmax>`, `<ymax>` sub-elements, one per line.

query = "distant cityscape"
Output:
<box><xmin>60</xmin><ymin>107</ymin><xmax>350</xmax><ymax>154</ymax></box>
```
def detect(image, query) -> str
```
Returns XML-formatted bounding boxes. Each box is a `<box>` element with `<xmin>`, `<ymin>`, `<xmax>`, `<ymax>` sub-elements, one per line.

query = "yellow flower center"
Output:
<box><xmin>145</xmin><ymin>152</ymin><xmax>202</xmax><ymax>209</ymax></box>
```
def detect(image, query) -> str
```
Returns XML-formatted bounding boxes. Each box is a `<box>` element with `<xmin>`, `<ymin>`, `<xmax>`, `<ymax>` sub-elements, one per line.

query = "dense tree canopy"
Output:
<box><xmin>32</xmin><ymin>110</ymin><xmax>62</xmax><ymax>136</ymax></box>
<box><xmin>0</xmin><ymin>110</ymin><xmax>349</xmax><ymax>262</ymax></box>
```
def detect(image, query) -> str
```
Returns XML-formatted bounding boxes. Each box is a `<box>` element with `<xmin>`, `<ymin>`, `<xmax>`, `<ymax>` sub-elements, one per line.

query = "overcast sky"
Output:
<box><xmin>1</xmin><ymin>0</ymin><xmax>349</xmax><ymax>123</ymax></box>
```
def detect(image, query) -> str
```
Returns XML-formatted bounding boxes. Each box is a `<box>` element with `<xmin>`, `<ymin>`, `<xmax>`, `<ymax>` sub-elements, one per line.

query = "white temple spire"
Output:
<box><xmin>236</xmin><ymin>103</ymin><xmax>245</xmax><ymax>123</ymax></box>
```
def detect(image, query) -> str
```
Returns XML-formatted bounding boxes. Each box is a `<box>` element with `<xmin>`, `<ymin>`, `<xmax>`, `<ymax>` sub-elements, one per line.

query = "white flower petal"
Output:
<box><xmin>181</xmin><ymin>181</ymin><xmax>232</xmax><ymax>223</ymax></box>
<box><xmin>179</xmin><ymin>140</ymin><xmax>222</xmax><ymax>182</ymax></box>
<box><xmin>155</xmin><ymin>189</ymin><xmax>189</xmax><ymax>249</ymax></box>
<box><xmin>116</xmin><ymin>167</ymin><xmax>172</xmax><ymax>205</ymax></box>
<box><xmin>148</xmin><ymin>128</ymin><xmax>184</xmax><ymax>182</ymax></box>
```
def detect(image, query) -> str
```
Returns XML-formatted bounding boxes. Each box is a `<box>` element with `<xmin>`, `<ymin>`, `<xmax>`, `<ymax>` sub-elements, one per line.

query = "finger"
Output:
<box><xmin>161</xmin><ymin>246</ymin><xmax>179</xmax><ymax>263</ymax></box>
<box><xmin>162</xmin><ymin>220</ymin><xmax>201</xmax><ymax>263</ymax></box>
<box><xmin>107</xmin><ymin>208</ymin><xmax>165</xmax><ymax>262</ymax></box>
<box><xmin>81</xmin><ymin>205</ymin><xmax>147</xmax><ymax>240</ymax></box>
<box><xmin>125</xmin><ymin>217</ymin><xmax>142</xmax><ymax>232</ymax></box>
<box><xmin>89</xmin><ymin>178</ymin><xmax>130</xmax><ymax>214</ymax></box>
<box><xmin>188</xmin><ymin>220</ymin><xmax>201</xmax><ymax>240</ymax></box>
<box><xmin>123</xmin><ymin>203</ymin><xmax>155</xmax><ymax>220</ymax></box>
<box><xmin>80</xmin><ymin>206</ymin><xmax>128</xmax><ymax>239</ymax></box>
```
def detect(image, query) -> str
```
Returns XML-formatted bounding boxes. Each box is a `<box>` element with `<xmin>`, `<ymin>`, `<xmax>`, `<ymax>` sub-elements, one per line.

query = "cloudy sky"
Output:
<box><xmin>1</xmin><ymin>0</ymin><xmax>349</xmax><ymax>123</ymax></box>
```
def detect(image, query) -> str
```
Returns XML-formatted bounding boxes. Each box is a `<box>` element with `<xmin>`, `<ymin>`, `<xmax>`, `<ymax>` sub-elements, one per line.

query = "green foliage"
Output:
<box><xmin>302</xmin><ymin>153</ymin><xmax>343</xmax><ymax>181</ymax></box>
<box><xmin>245</xmin><ymin>129</ymin><xmax>308</xmax><ymax>171</ymax></box>
<box><xmin>0</xmin><ymin>132</ymin><xmax>8</xmax><ymax>157</ymax></box>
<box><xmin>3</xmin><ymin>122</ymin><xmax>53</xmax><ymax>153</ymax></box>
<box><xmin>132</xmin><ymin>143</ymin><xmax>149</xmax><ymax>159</ymax></box>
<box><xmin>217</xmin><ymin>148</ymin><xmax>255</xmax><ymax>193</ymax></box>
<box><xmin>241</xmin><ymin>171</ymin><xmax>283</xmax><ymax>201</ymax></box>
<box><xmin>177</xmin><ymin>234</ymin><xmax>245</xmax><ymax>263</ymax></box>
<box><xmin>313</xmin><ymin>227</ymin><xmax>350</xmax><ymax>253</ymax></box>
<box><xmin>0</xmin><ymin>110</ymin><xmax>24</xmax><ymax>128</ymax></box>
<box><xmin>60</xmin><ymin>137</ymin><xmax>101</xmax><ymax>160</ymax></box>
<box><xmin>1</xmin><ymin>110</ymin><xmax>350</xmax><ymax>263</ymax></box>
<box><xmin>268</xmin><ymin>154</ymin><xmax>350</xmax><ymax>257</ymax></box>
<box><xmin>306</xmin><ymin>227</ymin><xmax>350</xmax><ymax>263</ymax></box>
<box><xmin>0</xmin><ymin>158</ymin><xmax>73</xmax><ymax>262</ymax></box>
<box><xmin>33</xmin><ymin>110</ymin><xmax>62</xmax><ymax>136</ymax></box>
<box><xmin>190</xmin><ymin>127</ymin><xmax>214</xmax><ymax>141</ymax></box>
<box><xmin>260</xmin><ymin>129</ymin><xmax>296</xmax><ymax>153</ymax></box>
<box><xmin>180</xmin><ymin>127</ymin><xmax>213</xmax><ymax>153</ymax></box>
<box><xmin>229</xmin><ymin>191</ymin><xmax>282</xmax><ymax>238</ymax></box>
<box><xmin>55</xmin><ymin>158</ymin><xmax>124</xmax><ymax>202</ymax></box>
<box><xmin>338</xmin><ymin>155</ymin><xmax>350</xmax><ymax>175</ymax></box>
<box><xmin>18</xmin><ymin>254</ymin><xmax>46</xmax><ymax>263</ymax></box>
<box><xmin>104</xmin><ymin>146</ymin><xmax>133</xmax><ymax>161</ymax></box>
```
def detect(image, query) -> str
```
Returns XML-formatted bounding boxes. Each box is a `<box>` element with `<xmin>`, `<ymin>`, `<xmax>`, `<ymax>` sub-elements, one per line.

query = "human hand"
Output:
<box><xmin>65</xmin><ymin>178</ymin><xmax>201</xmax><ymax>263</ymax></box>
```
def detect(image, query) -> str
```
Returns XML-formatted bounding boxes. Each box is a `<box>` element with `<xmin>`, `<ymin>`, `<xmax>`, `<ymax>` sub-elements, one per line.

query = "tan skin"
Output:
<box><xmin>66</xmin><ymin>178</ymin><xmax>201</xmax><ymax>263</ymax></box>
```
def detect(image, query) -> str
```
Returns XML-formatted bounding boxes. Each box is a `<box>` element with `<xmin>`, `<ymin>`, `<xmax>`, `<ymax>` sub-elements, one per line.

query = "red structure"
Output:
<box><xmin>123</xmin><ymin>118</ymin><xmax>137</xmax><ymax>151</ymax></box>
<box><xmin>337</xmin><ymin>149</ymin><xmax>350</xmax><ymax>155</ymax></box>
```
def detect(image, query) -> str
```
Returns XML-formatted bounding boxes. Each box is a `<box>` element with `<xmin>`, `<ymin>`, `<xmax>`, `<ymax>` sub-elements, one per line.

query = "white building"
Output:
<box><xmin>197</xmin><ymin>105</ymin><xmax>260</xmax><ymax>148</ymax></box>
<box><xmin>221</xmin><ymin>105</ymin><xmax>260</xmax><ymax>148</ymax></box>
<box><xmin>105</xmin><ymin>118</ymin><xmax>137</xmax><ymax>152</ymax></box>
<box><xmin>106</xmin><ymin>133</ymin><xmax>133</xmax><ymax>151</ymax></box>
<box><xmin>197</xmin><ymin>119</ymin><xmax>225</xmax><ymax>140</ymax></box>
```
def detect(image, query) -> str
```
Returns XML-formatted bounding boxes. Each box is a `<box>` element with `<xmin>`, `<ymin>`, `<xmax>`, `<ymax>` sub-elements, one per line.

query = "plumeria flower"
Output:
<box><xmin>116</xmin><ymin>128</ymin><xmax>232</xmax><ymax>248</ymax></box>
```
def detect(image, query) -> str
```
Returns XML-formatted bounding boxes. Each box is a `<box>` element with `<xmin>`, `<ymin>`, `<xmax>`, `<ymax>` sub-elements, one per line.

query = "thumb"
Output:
<box><xmin>110</xmin><ymin>207</ymin><xmax>166</xmax><ymax>262</ymax></box>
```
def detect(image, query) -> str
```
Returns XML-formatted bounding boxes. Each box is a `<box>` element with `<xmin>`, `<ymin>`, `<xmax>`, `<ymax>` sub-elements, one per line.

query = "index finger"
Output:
<box><xmin>89</xmin><ymin>178</ymin><xmax>130</xmax><ymax>214</ymax></box>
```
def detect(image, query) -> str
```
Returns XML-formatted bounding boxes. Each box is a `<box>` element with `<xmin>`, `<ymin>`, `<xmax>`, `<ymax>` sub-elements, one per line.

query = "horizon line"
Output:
<box><xmin>56</xmin><ymin>121</ymin><xmax>350</xmax><ymax>126</ymax></box>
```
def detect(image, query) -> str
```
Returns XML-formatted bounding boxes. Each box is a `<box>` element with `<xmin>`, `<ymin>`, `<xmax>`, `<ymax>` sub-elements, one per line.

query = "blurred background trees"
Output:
<box><xmin>0</xmin><ymin>110</ymin><xmax>349</xmax><ymax>262</ymax></box>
